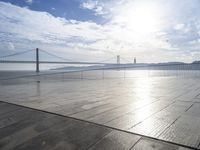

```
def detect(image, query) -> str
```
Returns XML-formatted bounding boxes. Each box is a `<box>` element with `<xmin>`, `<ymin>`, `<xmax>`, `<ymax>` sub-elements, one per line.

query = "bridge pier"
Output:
<box><xmin>36</xmin><ymin>48</ymin><xmax>39</xmax><ymax>73</ymax></box>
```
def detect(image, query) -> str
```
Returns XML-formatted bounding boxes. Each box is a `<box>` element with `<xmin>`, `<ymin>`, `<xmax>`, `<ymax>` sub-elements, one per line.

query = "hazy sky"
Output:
<box><xmin>0</xmin><ymin>0</ymin><xmax>200</xmax><ymax>63</ymax></box>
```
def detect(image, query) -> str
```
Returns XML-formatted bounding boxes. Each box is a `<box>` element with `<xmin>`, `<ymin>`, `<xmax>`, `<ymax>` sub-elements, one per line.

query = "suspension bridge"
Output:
<box><xmin>1</xmin><ymin>48</ymin><xmax>200</xmax><ymax>73</ymax></box>
<box><xmin>0</xmin><ymin>48</ymin><xmax>130</xmax><ymax>72</ymax></box>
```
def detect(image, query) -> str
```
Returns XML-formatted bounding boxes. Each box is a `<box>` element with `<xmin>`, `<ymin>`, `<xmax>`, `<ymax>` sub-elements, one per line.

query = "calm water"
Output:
<box><xmin>0</xmin><ymin>63</ymin><xmax>75</xmax><ymax>71</ymax></box>
<box><xmin>1</xmin><ymin>69</ymin><xmax>200</xmax><ymax>81</ymax></box>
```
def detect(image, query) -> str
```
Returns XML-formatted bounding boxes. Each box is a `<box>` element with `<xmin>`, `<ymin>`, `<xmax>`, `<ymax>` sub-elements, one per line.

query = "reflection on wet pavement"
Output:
<box><xmin>1</xmin><ymin>71</ymin><xmax>200</xmax><ymax>149</ymax></box>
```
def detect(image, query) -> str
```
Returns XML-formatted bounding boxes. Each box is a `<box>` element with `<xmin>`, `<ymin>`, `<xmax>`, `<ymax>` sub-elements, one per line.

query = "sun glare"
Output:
<box><xmin>122</xmin><ymin>2</ymin><xmax>161</xmax><ymax>34</ymax></box>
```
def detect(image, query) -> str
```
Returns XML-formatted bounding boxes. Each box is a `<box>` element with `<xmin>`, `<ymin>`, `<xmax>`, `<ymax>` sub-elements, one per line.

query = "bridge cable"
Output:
<box><xmin>120</xmin><ymin>57</ymin><xmax>133</xmax><ymax>63</ymax></box>
<box><xmin>39</xmin><ymin>49</ymin><xmax>74</xmax><ymax>62</ymax></box>
<box><xmin>40</xmin><ymin>49</ymin><xmax>116</xmax><ymax>64</ymax></box>
<box><xmin>90</xmin><ymin>56</ymin><xmax>116</xmax><ymax>64</ymax></box>
<box><xmin>0</xmin><ymin>49</ymin><xmax>34</xmax><ymax>59</ymax></box>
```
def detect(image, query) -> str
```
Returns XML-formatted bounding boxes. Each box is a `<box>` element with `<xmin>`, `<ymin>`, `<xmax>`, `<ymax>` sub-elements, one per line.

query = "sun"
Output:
<box><xmin>121</xmin><ymin>1</ymin><xmax>161</xmax><ymax>35</ymax></box>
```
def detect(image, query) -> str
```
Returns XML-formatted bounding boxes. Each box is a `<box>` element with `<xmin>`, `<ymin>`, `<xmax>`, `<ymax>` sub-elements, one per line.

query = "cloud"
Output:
<box><xmin>0</xmin><ymin>2</ymin><xmax>109</xmax><ymax>60</ymax></box>
<box><xmin>81</xmin><ymin>0</ymin><xmax>105</xmax><ymax>15</ymax></box>
<box><xmin>25</xmin><ymin>0</ymin><xmax>33</xmax><ymax>5</ymax></box>
<box><xmin>1</xmin><ymin>1</ymin><xmax>200</xmax><ymax>63</ymax></box>
<box><xmin>81</xmin><ymin>1</ymin><xmax>97</xmax><ymax>10</ymax></box>
<box><xmin>174</xmin><ymin>24</ymin><xmax>185</xmax><ymax>30</ymax></box>
<box><xmin>7</xmin><ymin>42</ymin><xmax>15</xmax><ymax>51</ymax></box>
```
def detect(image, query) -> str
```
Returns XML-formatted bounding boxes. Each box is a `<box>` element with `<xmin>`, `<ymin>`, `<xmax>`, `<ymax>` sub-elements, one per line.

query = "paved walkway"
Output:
<box><xmin>1</xmin><ymin>71</ymin><xmax>200</xmax><ymax>149</ymax></box>
<box><xmin>0</xmin><ymin>101</ymin><xmax>193</xmax><ymax>150</ymax></box>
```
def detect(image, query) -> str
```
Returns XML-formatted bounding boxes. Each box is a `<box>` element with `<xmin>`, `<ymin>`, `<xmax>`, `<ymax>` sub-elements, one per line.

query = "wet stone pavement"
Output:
<box><xmin>0</xmin><ymin>71</ymin><xmax>200</xmax><ymax>149</ymax></box>
<box><xmin>0</xmin><ymin>102</ymin><xmax>194</xmax><ymax>150</ymax></box>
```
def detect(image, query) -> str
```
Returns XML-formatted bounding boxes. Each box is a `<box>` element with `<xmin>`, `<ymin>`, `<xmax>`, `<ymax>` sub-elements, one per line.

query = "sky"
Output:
<box><xmin>0</xmin><ymin>0</ymin><xmax>200</xmax><ymax>63</ymax></box>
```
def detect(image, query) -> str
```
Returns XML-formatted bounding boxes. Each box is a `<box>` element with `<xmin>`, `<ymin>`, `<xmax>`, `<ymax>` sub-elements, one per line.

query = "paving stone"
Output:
<box><xmin>184</xmin><ymin>103</ymin><xmax>200</xmax><ymax>117</ymax></box>
<box><xmin>131</xmin><ymin>137</ymin><xmax>187</xmax><ymax>150</ymax></box>
<box><xmin>159</xmin><ymin>115</ymin><xmax>200</xmax><ymax>148</ymax></box>
<box><xmin>89</xmin><ymin>130</ymin><xmax>141</xmax><ymax>150</ymax></box>
<box><xmin>1</xmin><ymin>72</ymin><xmax>200</xmax><ymax>149</ymax></box>
<box><xmin>129</xmin><ymin>118</ymin><xmax>172</xmax><ymax>138</ymax></box>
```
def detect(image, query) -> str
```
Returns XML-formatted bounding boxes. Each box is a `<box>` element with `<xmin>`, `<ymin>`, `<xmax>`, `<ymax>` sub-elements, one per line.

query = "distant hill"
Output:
<box><xmin>192</xmin><ymin>61</ymin><xmax>200</xmax><ymax>64</ymax></box>
<box><xmin>53</xmin><ymin>61</ymin><xmax>200</xmax><ymax>71</ymax></box>
<box><xmin>157</xmin><ymin>62</ymin><xmax>185</xmax><ymax>65</ymax></box>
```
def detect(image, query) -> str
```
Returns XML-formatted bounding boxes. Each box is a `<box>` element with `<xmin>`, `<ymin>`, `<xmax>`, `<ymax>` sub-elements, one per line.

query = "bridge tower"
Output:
<box><xmin>36</xmin><ymin>48</ymin><xmax>39</xmax><ymax>73</ymax></box>
<box><xmin>117</xmin><ymin>55</ymin><xmax>120</xmax><ymax>64</ymax></box>
<box><xmin>134</xmin><ymin>57</ymin><xmax>136</xmax><ymax>64</ymax></box>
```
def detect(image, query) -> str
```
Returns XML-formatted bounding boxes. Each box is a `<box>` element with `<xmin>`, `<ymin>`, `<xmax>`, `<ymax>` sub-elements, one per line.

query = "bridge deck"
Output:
<box><xmin>0</xmin><ymin>71</ymin><xmax>200</xmax><ymax>149</ymax></box>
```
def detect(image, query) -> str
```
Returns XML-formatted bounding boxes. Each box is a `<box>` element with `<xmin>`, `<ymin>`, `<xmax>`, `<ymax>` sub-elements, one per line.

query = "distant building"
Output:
<box><xmin>134</xmin><ymin>57</ymin><xmax>136</xmax><ymax>64</ymax></box>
